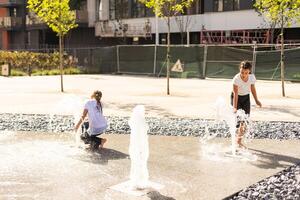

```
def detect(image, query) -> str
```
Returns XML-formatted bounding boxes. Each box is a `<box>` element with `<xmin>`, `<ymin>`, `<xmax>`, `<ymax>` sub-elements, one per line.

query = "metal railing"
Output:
<box><xmin>0</xmin><ymin>17</ymin><xmax>22</xmax><ymax>28</ymax></box>
<box><xmin>95</xmin><ymin>19</ymin><xmax>152</xmax><ymax>37</ymax></box>
<box><xmin>26</xmin><ymin>14</ymin><xmax>44</xmax><ymax>26</ymax></box>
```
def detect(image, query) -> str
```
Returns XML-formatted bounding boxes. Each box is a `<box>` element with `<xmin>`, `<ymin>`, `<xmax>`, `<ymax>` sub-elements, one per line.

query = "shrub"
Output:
<box><xmin>31</xmin><ymin>67</ymin><xmax>82</xmax><ymax>76</ymax></box>
<box><xmin>10</xmin><ymin>69</ymin><xmax>27</xmax><ymax>76</ymax></box>
<box><xmin>0</xmin><ymin>50</ymin><xmax>77</xmax><ymax>74</ymax></box>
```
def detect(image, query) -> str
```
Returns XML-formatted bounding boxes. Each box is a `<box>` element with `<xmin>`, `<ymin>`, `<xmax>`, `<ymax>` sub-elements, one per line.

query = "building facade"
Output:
<box><xmin>93</xmin><ymin>0</ymin><xmax>300</xmax><ymax>45</ymax></box>
<box><xmin>0</xmin><ymin>0</ymin><xmax>300</xmax><ymax>50</ymax></box>
<box><xmin>0</xmin><ymin>0</ymin><xmax>106</xmax><ymax>50</ymax></box>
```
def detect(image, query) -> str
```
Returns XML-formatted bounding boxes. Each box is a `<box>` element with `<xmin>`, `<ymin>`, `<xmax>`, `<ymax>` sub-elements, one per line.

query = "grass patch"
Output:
<box><xmin>11</xmin><ymin>69</ymin><xmax>27</xmax><ymax>76</ymax></box>
<box><xmin>32</xmin><ymin>67</ymin><xmax>82</xmax><ymax>76</ymax></box>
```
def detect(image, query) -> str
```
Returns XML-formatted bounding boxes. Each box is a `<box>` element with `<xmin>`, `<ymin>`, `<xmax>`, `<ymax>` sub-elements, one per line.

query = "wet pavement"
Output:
<box><xmin>0</xmin><ymin>132</ymin><xmax>299</xmax><ymax>200</ymax></box>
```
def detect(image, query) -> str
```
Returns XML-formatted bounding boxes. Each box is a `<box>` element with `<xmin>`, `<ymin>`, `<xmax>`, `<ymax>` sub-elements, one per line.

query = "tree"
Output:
<box><xmin>254</xmin><ymin>0</ymin><xmax>300</xmax><ymax>97</ymax></box>
<box><xmin>175</xmin><ymin>15</ymin><xmax>192</xmax><ymax>45</ymax></box>
<box><xmin>140</xmin><ymin>0</ymin><xmax>193</xmax><ymax>95</ymax></box>
<box><xmin>28</xmin><ymin>0</ymin><xmax>78</xmax><ymax>92</ymax></box>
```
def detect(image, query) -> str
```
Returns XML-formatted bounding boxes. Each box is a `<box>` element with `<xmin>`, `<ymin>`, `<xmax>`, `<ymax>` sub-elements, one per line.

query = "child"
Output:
<box><xmin>75</xmin><ymin>90</ymin><xmax>108</xmax><ymax>151</ymax></box>
<box><xmin>231</xmin><ymin>61</ymin><xmax>262</xmax><ymax>148</ymax></box>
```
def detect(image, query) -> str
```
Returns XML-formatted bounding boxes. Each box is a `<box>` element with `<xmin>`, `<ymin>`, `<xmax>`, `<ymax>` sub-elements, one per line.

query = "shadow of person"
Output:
<box><xmin>75</xmin><ymin>148</ymin><xmax>129</xmax><ymax>165</ymax></box>
<box><xmin>147</xmin><ymin>191</ymin><xmax>176</xmax><ymax>200</ymax></box>
<box><xmin>249</xmin><ymin>148</ymin><xmax>300</xmax><ymax>169</ymax></box>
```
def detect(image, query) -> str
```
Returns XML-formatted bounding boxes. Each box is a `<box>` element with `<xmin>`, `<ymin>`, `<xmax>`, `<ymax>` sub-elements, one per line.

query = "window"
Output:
<box><xmin>109</xmin><ymin>0</ymin><xmax>116</xmax><ymax>19</ymax></box>
<box><xmin>213</xmin><ymin>0</ymin><xmax>223</xmax><ymax>12</ymax></box>
<box><xmin>145</xmin><ymin>7</ymin><xmax>154</xmax><ymax>17</ymax></box>
<box><xmin>132</xmin><ymin>0</ymin><xmax>146</xmax><ymax>18</ymax></box>
<box><xmin>109</xmin><ymin>0</ymin><xmax>129</xmax><ymax>19</ymax></box>
<box><xmin>234</xmin><ymin>0</ymin><xmax>240</xmax><ymax>10</ymax></box>
<box><xmin>9</xmin><ymin>8</ymin><xmax>17</xmax><ymax>17</ymax></box>
<box><xmin>223</xmin><ymin>0</ymin><xmax>233</xmax><ymax>11</ymax></box>
<box><xmin>213</xmin><ymin>0</ymin><xmax>240</xmax><ymax>12</ymax></box>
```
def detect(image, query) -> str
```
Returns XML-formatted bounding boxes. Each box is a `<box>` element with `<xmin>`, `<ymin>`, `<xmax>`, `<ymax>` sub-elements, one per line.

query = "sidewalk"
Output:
<box><xmin>0</xmin><ymin>75</ymin><xmax>299</xmax><ymax>121</ymax></box>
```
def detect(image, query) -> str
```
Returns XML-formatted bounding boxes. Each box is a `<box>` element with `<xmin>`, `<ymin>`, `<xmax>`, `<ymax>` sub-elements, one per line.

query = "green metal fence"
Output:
<box><xmin>9</xmin><ymin>44</ymin><xmax>300</xmax><ymax>81</ymax></box>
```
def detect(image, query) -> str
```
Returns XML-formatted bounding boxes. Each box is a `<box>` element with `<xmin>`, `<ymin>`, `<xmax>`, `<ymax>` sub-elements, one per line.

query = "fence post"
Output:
<box><xmin>153</xmin><ymin>45</ymin><xmax>157</xmax><ymax>75</ymax></box>
<box><xmin>202</xmin><ymin>45</ymin><xmax>208</xmax><ymax>79</ymax></box>
<box><xmin>252</xmin><ymin>43</ymin><xmax>257</xmax><ymax>74</ymax></box>
<box><xmin>116</xmin><ymin>45</ymin><xmax>120</xmax><ymax>73</ymax></box>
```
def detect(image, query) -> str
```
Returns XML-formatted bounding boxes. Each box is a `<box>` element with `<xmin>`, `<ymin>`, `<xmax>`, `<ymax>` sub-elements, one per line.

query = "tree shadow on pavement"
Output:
<box><xmin>250</xmin><ymin>148</ymin><xmax>300</xmax><ymax>169</ymax></box>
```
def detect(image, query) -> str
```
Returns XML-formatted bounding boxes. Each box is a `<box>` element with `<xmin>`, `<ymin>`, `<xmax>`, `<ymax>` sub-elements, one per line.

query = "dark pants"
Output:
<box><xmin>80</xmin><ymin>122</ymin><xmax>102</xmax><ymax>150</ymax></box>
<box><xmin>230</xmin><ymin>93</ymin><xmax>250</xmax><ymax>115</ymax></box>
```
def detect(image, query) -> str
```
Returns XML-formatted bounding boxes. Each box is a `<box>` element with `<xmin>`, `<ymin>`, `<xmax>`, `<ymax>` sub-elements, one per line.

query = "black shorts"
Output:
<box><xmin>81</xmin><ymin>122</ymin><xmax>102</xmax><ymax>150</ymax></box>
<box><xmin>230</xmin><ymin>93</ymin><xmax>250</xmax><ymax>115</ymax></box>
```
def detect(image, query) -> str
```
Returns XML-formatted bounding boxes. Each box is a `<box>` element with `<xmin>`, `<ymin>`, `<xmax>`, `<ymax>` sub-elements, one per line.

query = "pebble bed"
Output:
<box><xmin>0</xmin><ymin>113</ymin><xmax>299</xmax><ymax>140</ymax></box>
<box><xmin>226</xmin><ymin>164</ymin><xmax>300</xmax><ymax>200</ymax></box>
<box><xmin>0</xmin><ymin>113</ymin><xmax>299</xmax><ymax>199</ymax></box>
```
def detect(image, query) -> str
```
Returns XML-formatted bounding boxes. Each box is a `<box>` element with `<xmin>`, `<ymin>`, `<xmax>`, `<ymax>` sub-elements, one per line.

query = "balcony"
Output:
<box><xmin>0</xmin><ymin>0</ymin><xmax>23</xmax><ymax>7</ymax></box>
<box><xmin>95</xmin><ymin>19</ymin><xmax>152</xmax><ymax>37</ymax></box>
<box><xmin>26</xmin><ymin>14</ymin><xmax>46</xmax><ymax>29</ymax></box>
<box><xmin>0</xmin><ymin>17</ymin><xmax>22</xmax><ymax>29</ymax></box>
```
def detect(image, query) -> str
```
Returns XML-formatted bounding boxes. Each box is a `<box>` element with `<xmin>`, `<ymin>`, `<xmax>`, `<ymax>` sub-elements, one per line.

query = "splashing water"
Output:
<box><xmin>201</xmin><ymin>97</ymin><xmax>257</xmax><ymax>161</ymax></box>
<box><xmin>109</xmin><ymin>105</ymin><xmax>164</xmax><ymax>196</ymax></box>
<box><xmin>51</xmin><ymin>94</ymin><xmax>87</xmax><ymax>146</ymax></box>
<box><xmin>215</xmin><ymin>97</ymin><xmax>237</xmax><ymax>155</ymax></box>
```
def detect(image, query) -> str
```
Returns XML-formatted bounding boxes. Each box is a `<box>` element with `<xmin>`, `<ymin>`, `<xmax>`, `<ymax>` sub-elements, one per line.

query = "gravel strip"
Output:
<box><xmin>225</xmin><ymin>163</ymin><xmax>300</xmax><ymax>200</ymax></box>
<box><xmin>0</xmin><ymin>113</ymin><xmax>299</xmax><ymax>139</ymax></box>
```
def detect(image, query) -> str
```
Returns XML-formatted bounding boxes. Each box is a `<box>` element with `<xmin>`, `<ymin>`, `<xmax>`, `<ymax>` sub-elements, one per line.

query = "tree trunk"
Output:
<box><xmin>167</xmin><ymin>16</ymin><xmax>170</xmax><ymax>95</ymax></box>
<box><xmin>280</xmin><ymin>18</ymin><xmax>285</xmax><ymax>97</ymax></box>
<box><xmin>59</xmin><ymin>34</ymin><xmax>64</xmax><ymax>92</ymax></box>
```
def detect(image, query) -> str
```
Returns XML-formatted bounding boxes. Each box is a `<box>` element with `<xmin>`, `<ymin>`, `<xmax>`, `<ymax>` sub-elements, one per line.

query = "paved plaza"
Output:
<box><xmin>0</xmin><ymin>75</ymin><xmax>299</xmax><ymax>199</ymax></box>
<box><xmin>0</xmin><ymin>75</ymin><xmax>299</xmax><ymax>121</ymax></box>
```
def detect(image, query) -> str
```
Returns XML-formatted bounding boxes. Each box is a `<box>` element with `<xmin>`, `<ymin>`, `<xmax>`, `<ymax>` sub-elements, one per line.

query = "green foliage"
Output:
<box><xmin>0</xmin><ymin>51</ymin><xmax>77</xmax><ymax>74</ymax></box>
<box><xmin>254</xmin><ymin>0</ymin><xmax>300</xmax><ymax>27</ymax></box>
<box><xmin>0</xmin><ymin>51</ymin><xmax>59</xmax><ymax>70</ymax></box>
<box><xmin>27</xmin><ymin>0</ymin><xmax>78</xmax><ymax>36</ymax></box>
<box><xmin>32</xmin><ymin>67</ymin><xmax>81</xmax><ymax>76</ymax></box>
<box><xmin>11</xmin><ymin>69</ymin><xmax>27</xmax><ymax>76</ymax></box>
<box><xmin>64</xmin><ymin>67</ymin><xmax>81</xmax><ymax>74</ymax></box>
<box><xmin>139</xmin><ymin>0</ymin><xmax>193</xmax><ymax>18</ymax></box>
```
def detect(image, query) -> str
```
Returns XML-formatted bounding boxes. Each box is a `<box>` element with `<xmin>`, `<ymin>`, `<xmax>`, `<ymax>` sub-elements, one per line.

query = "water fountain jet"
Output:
<box><xmin>109</xmin><ymin>105</ymin><xmax>164</xmax><ymax>196</ymax></box>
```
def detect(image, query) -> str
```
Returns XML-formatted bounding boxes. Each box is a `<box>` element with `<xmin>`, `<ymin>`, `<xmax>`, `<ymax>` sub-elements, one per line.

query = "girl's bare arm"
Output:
<box><xmin>75</xmin><ymin>109</ymin><xmax>88</xmax><ymax>132</ymax></box>
<box><xmin>233</xmin><ymin>84</ymin><xmax>239</xmax><ymax>112</ymax></box>
<box><xmin>251</xmin><ymin>84</ymin><xmax>262</xmax><ymax>107</ymax></box>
